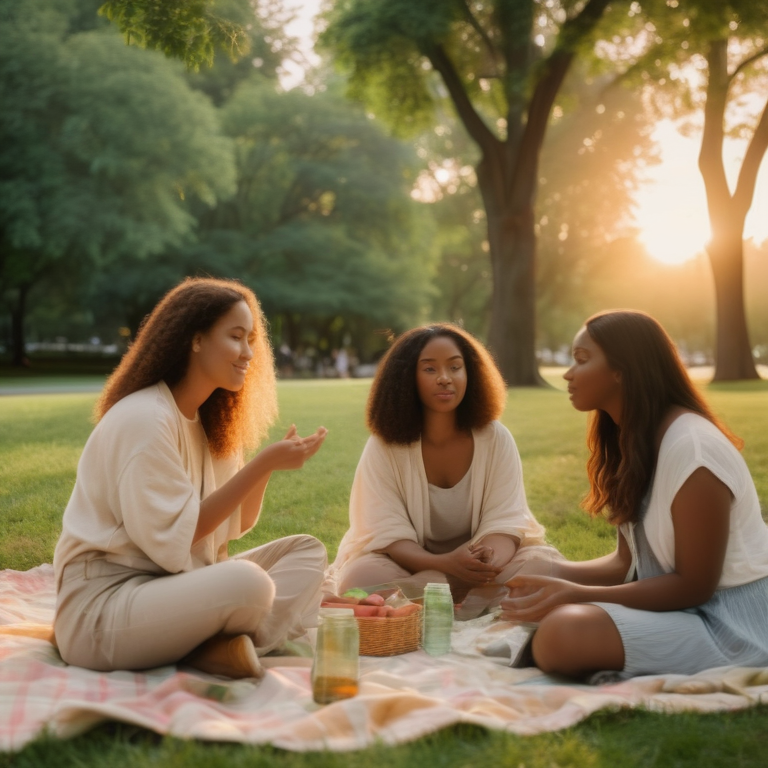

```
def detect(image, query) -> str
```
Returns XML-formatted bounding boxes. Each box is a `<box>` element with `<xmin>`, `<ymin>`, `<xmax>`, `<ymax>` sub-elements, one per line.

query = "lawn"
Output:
<box><xmin>1</xmin><ymin>377</ymin><xmax>768</xmax><ymax>766</ymax></box>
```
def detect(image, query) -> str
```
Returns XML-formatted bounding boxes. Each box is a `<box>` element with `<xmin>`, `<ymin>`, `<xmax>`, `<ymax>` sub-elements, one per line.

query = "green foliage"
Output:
<box><xmin>184</xmin><ymin>0</ymin><xmax>298</xmax><ymax>105</ymax></box>
<box><xmin>0</xmin><ymin>0</ymin><xmax>236</xmax><ymax>359</ymax></box>
<box><xmin>98</xmin><ymin>0</ymin><xmax>250</xmax><ymax>70</ymax></box>
<box><xmin>320</xmin><ymin>0</ymin><xmax>476</xmax><ymax>134</ymax></box>
<box><xmin>191</xmin><ymin>80</ymin><xmax>438</xmax><ymax>351</ymax></box>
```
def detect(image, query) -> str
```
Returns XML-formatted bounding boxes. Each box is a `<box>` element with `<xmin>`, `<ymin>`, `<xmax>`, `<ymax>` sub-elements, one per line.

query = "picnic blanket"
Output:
<box><xmin>2</xmin><ymin>565</ymin><xmax>768</xmax><ymax>753</ymax></box>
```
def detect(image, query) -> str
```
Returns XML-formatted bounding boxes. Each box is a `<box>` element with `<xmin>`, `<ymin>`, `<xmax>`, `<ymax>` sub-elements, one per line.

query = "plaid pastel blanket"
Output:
<box><xmin>2</xmin><ymin>565</ymin><xmax>768</xmax><ymax>753</ymax></box>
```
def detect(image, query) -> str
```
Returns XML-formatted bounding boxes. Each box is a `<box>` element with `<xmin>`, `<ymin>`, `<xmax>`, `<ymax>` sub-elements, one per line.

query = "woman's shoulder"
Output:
<box><xmin>98</xmin><ymin>382</ymin><xmax>178</xmax><ymax>446</ymax></box>
<box><xmin>474</xmin><ymin>419</ymin><xmax>514</xmax><ymax>444</ymax></box>
<box><xmin>662</xmin><ymin>412</ymin><xmax>734</xmax><ymax>454</ymax></box>
<box><xmin>362</xmin><ymin>432</ymin><xmax>414</xmax><ymax>460</ymax></box>
<box><xmin>658</xmin><ymin>412</ymin><xmax>747</xmax><ymax>493</ymax></box>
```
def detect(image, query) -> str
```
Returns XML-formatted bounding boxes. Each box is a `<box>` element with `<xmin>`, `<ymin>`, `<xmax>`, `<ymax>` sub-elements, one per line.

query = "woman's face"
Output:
<box><xmin>192</xmin><ymin>300</ymin><xmax>254</xmax><ymax>392</ymax></box>
<box><xmin>563</xmin><ymin>326</ymin><xmax>622</xmax><ymax>419</ymax></box>
<box><xmin>415</xmin><ymin>335</ymin><xmax>467</xmax><ymax>415</ymax></box>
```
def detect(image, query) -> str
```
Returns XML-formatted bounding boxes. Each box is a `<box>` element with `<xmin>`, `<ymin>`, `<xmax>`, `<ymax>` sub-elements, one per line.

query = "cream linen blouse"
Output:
<box><xmin>53</xmin><ymin>382</ymin><xmax>246</xmax><ymax>590</ymax></box>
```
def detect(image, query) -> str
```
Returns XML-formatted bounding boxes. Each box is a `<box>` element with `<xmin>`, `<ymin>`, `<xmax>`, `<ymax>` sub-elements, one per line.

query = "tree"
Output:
<box><xmin>690</xmin><ymin>2</ymin><xmax>767</xmax><ymax>380</ymax></box>
<box><xmin>0</xmin><ymin>0</ymin><xmax>236</xmax><ymax>364</ymax></box>
<box><xmin>614</xmin><ymin>0</ymin><xmax>768</xmax><ymax>380</ymax></box>
<box><xmin>319</xmin><ymin>0</ymin><xmax>628</xmax><ymax>384</ymax></box>
<box><xmin>413</xmin><ymin>71</ymin><xmax>655</xmax><ymax>351</ymax></box>
<box><xmin>186</xmin><ymin>80</ymin><xmax>437</xmax><ymax>357</ymax></box>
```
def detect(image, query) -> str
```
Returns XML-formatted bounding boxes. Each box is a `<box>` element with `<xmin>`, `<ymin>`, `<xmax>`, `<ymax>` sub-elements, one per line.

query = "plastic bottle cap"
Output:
<box><xmin>318</xmin><ymin>607</ymin><xmax>356</xmax><ymax>617</ymax></box>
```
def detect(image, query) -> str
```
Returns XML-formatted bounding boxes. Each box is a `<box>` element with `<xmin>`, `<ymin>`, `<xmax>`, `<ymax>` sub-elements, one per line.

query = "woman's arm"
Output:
<box><xmin>501</xmin><ymin>467</ymin><xmax>731</xmax><ymax>621</ymax></box>
<box><xmin>194</xmin><ymin>425</ymin><xmax>327</xmax><ymax>543</ymax></box>
<box><xmin>474</xmin><ymin>533</ymin><xmax>519</xmax><ymax>570</ymax></box>
<box><xmin>383</xmin><ymin>539</ymin><xmax>500</xmax><ymax>586</ymax></box>
<box><xmin>551</xmin><ymin>531</ymin><xmax>633</xmax><ymax>586</ymax></box>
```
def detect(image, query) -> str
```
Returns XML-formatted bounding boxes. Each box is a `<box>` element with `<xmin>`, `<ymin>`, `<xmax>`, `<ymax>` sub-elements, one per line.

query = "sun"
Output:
<box><xmin>635</xmin><ymin>192</ymin><xmax>711</xmax><ymax>265</ymax></box>
<box><xmin>633</xmin><ymin>123</ymin><xmax>711</xmax><ymax>266</ymax></box>
<box><xmin>633</xmin><ymin>119</ymin><xmax>768</xmax><ymax>265</ymax></box>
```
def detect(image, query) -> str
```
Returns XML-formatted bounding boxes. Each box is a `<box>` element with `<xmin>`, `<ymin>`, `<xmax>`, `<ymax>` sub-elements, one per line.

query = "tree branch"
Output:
<box><xmin>730</xmin><ymin>45</ymin><xmax>768</xmax><ymax>81</ymax></box>
<box><xmin>458</xmin><ymin>0</ymin><xmax>501</xmax><ymax>77</ymax></box>
<box><xmin>426</xmin><ymin>43</ymin><xmax>500</xmax><ymax>155</ymax></box>
<box><xmin>511</xmin><ymin>0</ymin><xmax>612</xmax><ymax>204</ymax></box>
<box><xmin>733</xmin><ymin>95</ymin><xmax>768</xmax><ymax>216</ymax></box>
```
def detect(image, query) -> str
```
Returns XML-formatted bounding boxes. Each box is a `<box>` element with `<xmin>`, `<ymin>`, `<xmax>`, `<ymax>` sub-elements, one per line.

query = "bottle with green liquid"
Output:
<box><xmin>422</xmin><ymin>582</ymin><xmax>453</xmax><ymax>656</ymax></box>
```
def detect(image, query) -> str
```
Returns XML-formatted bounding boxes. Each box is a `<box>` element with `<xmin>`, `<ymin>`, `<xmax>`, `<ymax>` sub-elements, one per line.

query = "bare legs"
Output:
<box><xmin>531</xmin><ymin>604</ymin><xmax>625</xmax><ymax>676</ymax></box>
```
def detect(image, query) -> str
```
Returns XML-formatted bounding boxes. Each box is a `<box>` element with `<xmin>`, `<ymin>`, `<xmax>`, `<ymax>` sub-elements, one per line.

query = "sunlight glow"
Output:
<box><xmin>633</xmin><ymin>122</ymin><xmax>711</xmax><ymax>265</ymax></box>
<box><xmin>634</xmin><ymin>120</ymin><xmax>768</xmax><ymax>265</ymax></box>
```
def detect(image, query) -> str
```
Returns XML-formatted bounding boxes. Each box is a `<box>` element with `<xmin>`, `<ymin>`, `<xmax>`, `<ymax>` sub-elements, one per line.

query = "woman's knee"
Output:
<box><xmin>532</xmin><ymin>604</ymin><xmax>622</xmax><ymax>675</ymax></box>
<box><xmin>214</xmin><ymin>559</ymin><xmax>275</xmax><ymax>608</ymax></box>
<box><xmin>284</xmin><ymin>534</ymin><xmax>328</xmax><ymax>570</ymax></box>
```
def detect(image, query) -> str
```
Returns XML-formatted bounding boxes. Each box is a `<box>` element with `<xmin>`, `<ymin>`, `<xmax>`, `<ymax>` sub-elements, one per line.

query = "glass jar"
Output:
<box><xmin>311</xmin><ymin>607</ymin><xmax>360</xmax><ymax>704</ymax></box>
<box><xmin>422</xmin><ymin>582</ymin><xmax>453</xmax><ymax>656</ymax></box>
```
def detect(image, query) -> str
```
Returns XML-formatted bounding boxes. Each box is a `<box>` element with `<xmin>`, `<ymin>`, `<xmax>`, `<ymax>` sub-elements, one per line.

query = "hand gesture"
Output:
<box><xmin>441</xmin><ymin>542</ymin><xmax>501</xmax><ymax>587</ymax></box>
<box><xmin>263</xmin><ymin>424</ymin><xmax>328</xmax><ymax>471</ymax></box>
<box><xmin>499</xmin><ymin>574</ymin><xmax>581</xmax><ymax>623</ymax></box>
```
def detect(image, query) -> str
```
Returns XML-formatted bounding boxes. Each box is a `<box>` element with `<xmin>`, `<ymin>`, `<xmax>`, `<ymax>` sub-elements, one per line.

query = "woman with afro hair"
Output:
<box><xmin>327</xmin><ymin>323</ymin><xmax>549</xmax><ymax>604</ymax></box>
<box><xmin>54</xmin><ymin>278</ymin><xmax>327</xmax><ymax>678</ymax></box>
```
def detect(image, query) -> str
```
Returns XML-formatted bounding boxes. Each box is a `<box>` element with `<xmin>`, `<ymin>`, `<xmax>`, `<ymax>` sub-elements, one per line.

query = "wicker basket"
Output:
<box><xmin>357</xmin><ymin>605</ymin><xmax>423</xmax><ymax>656</ymax></box>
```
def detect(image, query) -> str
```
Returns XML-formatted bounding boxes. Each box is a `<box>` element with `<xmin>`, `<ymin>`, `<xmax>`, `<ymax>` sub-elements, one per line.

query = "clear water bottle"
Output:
<box><xmin>311</xmin><ymin>607</ymin><xmax>359</xmax><ymax>704</ymax></box>
<box><xmin>422</xmin><ymin>582</ymin><xmax>453</xmax><ymax>656</ymax></box>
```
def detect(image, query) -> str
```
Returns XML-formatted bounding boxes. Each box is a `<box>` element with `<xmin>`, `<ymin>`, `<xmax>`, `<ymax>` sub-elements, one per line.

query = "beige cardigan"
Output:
<box><xmin>327</xmin><ymin>420</ymin><xmax>546</xmax><ymax>583</ymax></box>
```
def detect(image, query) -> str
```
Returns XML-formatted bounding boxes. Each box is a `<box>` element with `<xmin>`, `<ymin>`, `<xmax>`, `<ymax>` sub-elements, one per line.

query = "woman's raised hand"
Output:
<box><xmin>263</xmin><ymin>424</ymin><xmax>328</xmax><ymax>471</ymax></box>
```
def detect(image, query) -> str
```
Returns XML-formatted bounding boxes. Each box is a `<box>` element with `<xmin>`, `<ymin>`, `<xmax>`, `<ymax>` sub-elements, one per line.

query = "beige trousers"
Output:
<box><xmin>55</xmin><ymin>534</ymin><xmax>327</xmax><ymax>671</ymax></box>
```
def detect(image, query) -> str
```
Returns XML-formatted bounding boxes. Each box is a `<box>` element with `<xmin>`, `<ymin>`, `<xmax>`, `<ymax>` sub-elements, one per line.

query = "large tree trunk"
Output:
<box><xmin>699</xmin><ymin>39</ymin><xmax>764</xmax><ymax>382</ymax></box>
<box><xmin>485</xmin><ymin>205</ymin><xmax>543</xmax><ymax>386</ymax></box>
<box><xmin>476</xmin><ymin>137</ymin><xmax>545</xmax><ymax>386</ymax></box>
<box><xmin>707</xmin><ymin>231</ymin><xmax>758</xmax><ymax>381</ymax></box>
<box><xmin>424</xmin><ymin>0</ymin><xmax>612</xmax><ymax>386</ymax></box>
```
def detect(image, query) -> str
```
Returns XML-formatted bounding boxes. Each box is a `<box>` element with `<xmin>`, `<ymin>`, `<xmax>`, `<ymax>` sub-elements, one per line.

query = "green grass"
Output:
<box><xmin>1</xmin><ymin>379</ymin><xmax>768</xmax><ymax>766</ymax></box>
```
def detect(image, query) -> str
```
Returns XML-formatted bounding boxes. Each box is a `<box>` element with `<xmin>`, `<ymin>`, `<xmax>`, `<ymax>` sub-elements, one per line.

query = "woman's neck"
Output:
<box><xmin>422</xmin><ymin>410</ymin><xmax>463</xmax><ymax>446</ymax></box>
<box><xmin>170</xmin><ymin>375</ymin><xmax>214</xmax><ymax>420</ymax></box>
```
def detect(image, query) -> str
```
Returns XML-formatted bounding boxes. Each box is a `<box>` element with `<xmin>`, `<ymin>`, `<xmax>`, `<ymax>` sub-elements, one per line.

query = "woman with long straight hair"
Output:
<box><xmin>502</xmin><ymin>310</ymin><xmax>768</xmax><ymax>679</ymax></box>
<box><xmin>54</xmin><ymin>277</ymin><xmax>328</xmax><ymax>678</ymax></box>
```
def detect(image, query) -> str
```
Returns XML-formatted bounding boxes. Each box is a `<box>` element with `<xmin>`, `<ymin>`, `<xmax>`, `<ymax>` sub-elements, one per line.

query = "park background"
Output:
<box><xmin>1</xmin><ymin>0</ymin><xmax>767</xmax><ymax>382</ymax></box>
<box><xmin>2</xmin><ymin>1</ymin><xmax>768</xmax><ymax>766</ymax></box>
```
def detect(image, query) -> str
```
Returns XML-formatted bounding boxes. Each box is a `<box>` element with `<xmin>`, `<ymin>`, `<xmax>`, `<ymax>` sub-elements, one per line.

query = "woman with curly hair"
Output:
<box><xmin>502</xmin><ymin>310</ymin><xmax>768</xmax><ymax>680</ymax></box>
<box><xmin>326</xmin><ymin>323</ymin><xmax>548</xmax><ymax>601</ymax></box>
<box><xmin>53</xmin><ymin>277</ymin><xmax>328</xmax><ymax>678</ymax></box>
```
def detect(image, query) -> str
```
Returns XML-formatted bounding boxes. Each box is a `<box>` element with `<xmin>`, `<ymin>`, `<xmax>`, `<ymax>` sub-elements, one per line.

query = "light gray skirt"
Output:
<box><xmin>593</xmin><ymin>522</ymin><xmax>768</xmax><ymax>679</ymax></box>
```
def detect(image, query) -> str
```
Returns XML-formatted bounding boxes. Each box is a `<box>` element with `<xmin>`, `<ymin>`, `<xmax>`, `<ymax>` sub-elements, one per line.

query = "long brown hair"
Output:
<box><xmin>581</xmin><ymin>310</ymin><xmax>740</xmax><ymax>525</ymax></box>
<box><xmin>96</xmin><ymin>277</ymin><xmax>277</xmax><ymax>458</ymax></box>
<box><xmin>366</xmin><ymin>323</ymin><xmax>507</xmax><ymax>444</ymax></box>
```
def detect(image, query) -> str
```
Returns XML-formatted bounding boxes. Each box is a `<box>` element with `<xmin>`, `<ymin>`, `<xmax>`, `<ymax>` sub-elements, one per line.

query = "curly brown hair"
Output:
<box><xmin>366</xmin><ymin>323</ymin><xmax>507</xmax><ymax>444</ymax></box>
<box><xmin>95</xmin><ymin>277</ymin><xmax>277</xmax><ymax>458</ymax></box>
<box><xmin>581</xmin><ymin>309</ymin><xmax>741</xmax><ymax>526</ymax></box>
